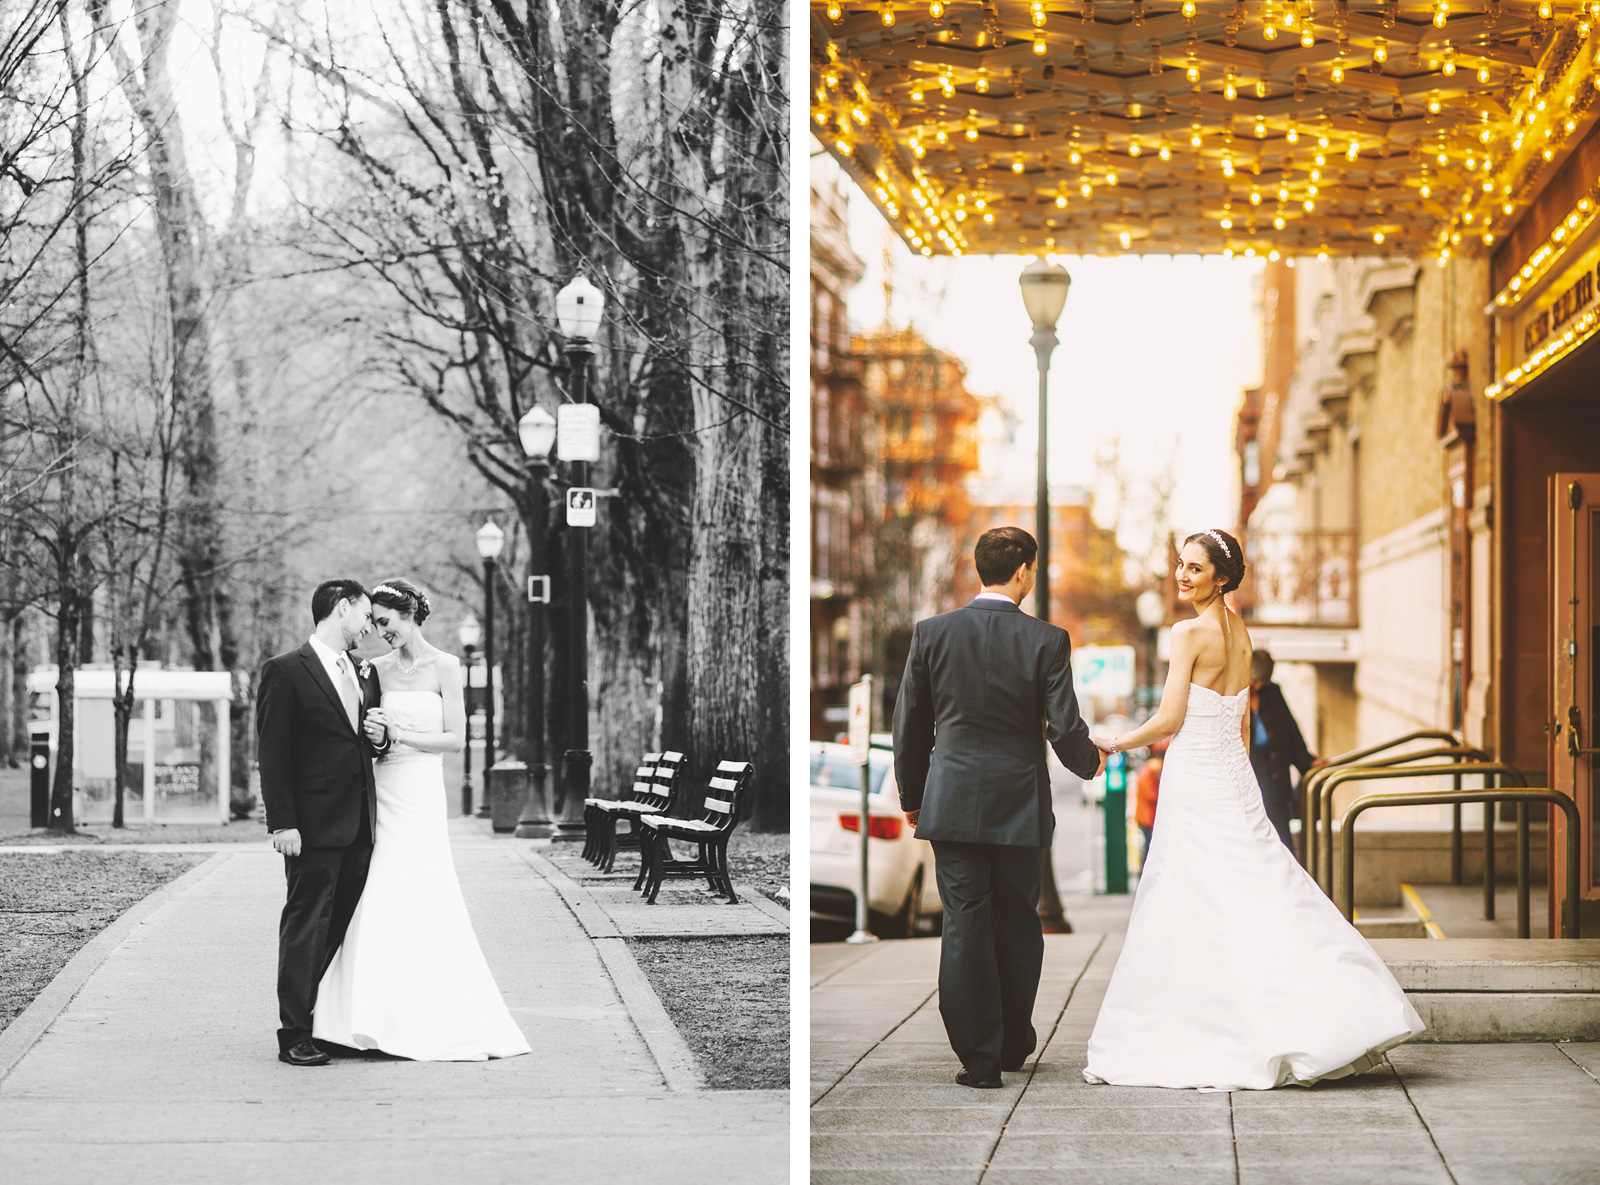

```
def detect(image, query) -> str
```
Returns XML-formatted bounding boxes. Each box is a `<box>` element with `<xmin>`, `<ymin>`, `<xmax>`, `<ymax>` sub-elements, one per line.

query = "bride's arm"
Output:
<box><xmin>389</xmin><ymin>655</ymin><xmax>467</xmax><ymax>754</ymax></box>
<box><xmin>1099</xmin><ymin>623</ymin><xmax>1200</xmax><ymax>754</ymax></box>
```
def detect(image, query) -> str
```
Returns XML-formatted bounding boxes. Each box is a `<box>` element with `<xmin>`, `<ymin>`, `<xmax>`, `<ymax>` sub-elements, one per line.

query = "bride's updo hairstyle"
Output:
<box><xmin>370</xmin><ymin>577</ymin><xmax>432</xmax><ymax>625</ymax></box>
<box><xmin>1182</xmin><ymin>529</ymin><xmax>1247</xmax><ymax>595</ymax></box>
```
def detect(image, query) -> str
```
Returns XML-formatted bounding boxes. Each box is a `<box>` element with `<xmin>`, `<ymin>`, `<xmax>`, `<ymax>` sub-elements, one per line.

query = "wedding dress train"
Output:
<box><xmin>314</xmin><ymin>690</ymin><xmax>530</xmax><ymax>1061</ymax></box>
<box><xmin>1082</xmin><ymin>683</ymin><xmax>1423</xmax><ymax>1090</ymax></box>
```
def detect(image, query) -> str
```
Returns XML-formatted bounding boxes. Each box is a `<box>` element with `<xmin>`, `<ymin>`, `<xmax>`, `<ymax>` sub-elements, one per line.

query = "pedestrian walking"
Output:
<box><xmin>1247</xmin><ymin>649</ymin><xmax>1324</xmax><ymax>850</ymax></box>
<box><xmin>1133</xmin><ymin>739</ymin><xmax>1167</xmax><ymax>863</ymax></box>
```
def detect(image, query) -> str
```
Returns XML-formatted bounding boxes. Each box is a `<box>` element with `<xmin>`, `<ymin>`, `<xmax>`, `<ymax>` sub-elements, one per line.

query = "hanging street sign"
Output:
<box><xmin>567</xmin><ymin>487</ymin><xmax>597</xmax><ymax>528</ymax></box>
<box><xmin>556</xmin><ymin>403</ymin><xmax>601</xmax><ymax>462</ymax></box>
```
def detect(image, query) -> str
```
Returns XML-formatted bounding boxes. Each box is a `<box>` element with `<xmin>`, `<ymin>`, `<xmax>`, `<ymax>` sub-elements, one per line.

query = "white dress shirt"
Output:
<box><xmin>974</xmin><ymin>591</ymin><xmax>1017</xmax><ymax>604</ymax></box>
<box><xmin>308</xmin><ymin>634</ymin><xmax>360</xmax><ymax>729</ymax></box>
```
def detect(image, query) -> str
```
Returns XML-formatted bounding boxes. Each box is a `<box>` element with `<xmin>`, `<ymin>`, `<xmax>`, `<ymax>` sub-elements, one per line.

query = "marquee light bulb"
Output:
<box><xmin>880</xmin><ymin>2</ymin><xmax>895</xmax><ymax>26</ymax></box>
<box><xmin>827</xmin><ymin>0</ymin><xmax>842</xmax><ymax>19</ymax></box>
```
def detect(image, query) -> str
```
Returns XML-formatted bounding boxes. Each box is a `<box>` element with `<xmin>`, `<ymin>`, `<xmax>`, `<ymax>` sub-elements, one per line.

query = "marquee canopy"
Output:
<box><xmin>810</xmin><ymin>2</ymin><xmax>1600</xmax><ymax>258</ymax></box>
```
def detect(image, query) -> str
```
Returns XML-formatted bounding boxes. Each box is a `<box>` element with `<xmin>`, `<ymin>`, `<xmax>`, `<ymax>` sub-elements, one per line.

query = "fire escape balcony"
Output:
<box><xmin>1235</xmin><ymin>530</ymin><xmax>1360</xmax><ymax>663</ymax></box>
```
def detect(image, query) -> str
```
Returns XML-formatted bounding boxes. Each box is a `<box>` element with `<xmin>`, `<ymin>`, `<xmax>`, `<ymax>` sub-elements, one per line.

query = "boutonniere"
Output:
<box><xmin>358</xmin><ymin>660</ymin><xmax>373</xmax><ymax>680</ymax></box>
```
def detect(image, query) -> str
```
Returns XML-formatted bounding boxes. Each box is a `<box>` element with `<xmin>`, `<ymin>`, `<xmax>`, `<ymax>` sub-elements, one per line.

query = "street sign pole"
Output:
<box><xmin>845</xmin><ymin>675</ymin><xmax>878</xmax><ymax>945</ymax></box>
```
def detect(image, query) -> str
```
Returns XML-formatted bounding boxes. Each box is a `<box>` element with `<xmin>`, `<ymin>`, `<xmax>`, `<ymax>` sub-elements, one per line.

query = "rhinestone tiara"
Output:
<box><xmin>1204</xmin><ymin>530</ymin><xmax>1232</xmax><ymax>560</ymax></box>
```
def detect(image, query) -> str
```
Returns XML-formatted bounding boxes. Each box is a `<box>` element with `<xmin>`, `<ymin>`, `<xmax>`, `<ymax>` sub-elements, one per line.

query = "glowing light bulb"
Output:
<box><xmin>1107</xmin><ymin>170</ymin><xmax>1118</xmax><ymax>185</ymax></box>
<box><xmin>1374</xmin><ymin>230</ymin><xmax>1385</xmax><ymax>243</ymax></box>
<box><xmin>1159</xmin><ymin>140</ymin><xmax>1172</xmax><ymax>160</ymax></box>
<box><xmin>1056</xmin><ymin>192</ymin><xmax>1068</xmax><ymax>208</ymax></box>
<box><xmin>1373</xmin><ymin>39</ymin><xmax>1387</xmax><ymax>64</ymax></box>
<box><xmin>827</xmin><ymin>0</ymin><xmax>842</xmax><ymax>20</ymax></box>
<box><xmin>929</xmin><ymin>0</ymin><xmax>943</xmax><ymax>19</ymax></box>
<box><xmin>1030</xmin><ymin>1</ymin><xmax>1044</xmax><ymax>25</ymax></box>
<box><xmin>1129</xmin><ymin>138</ymin><xmax>1142</xmax><ymax>156</ymax></box>
<box><xmin>1347</xmin><ymin>139</ymin><xmax>1360</xmax><ymax>160</ymax></box>
<box><xmin>1033</xmin><ymin>32</ymin><xmax>1047</xmax><ymax>53</ymax></box>
<box><xmin>976</xmin><ymin>71</ymin><xmax>989</xmax><ymax>92</ymax></box>
<box><xmin>1120</xmin><ymin>230</ymin><xmax>1132</xmax><ymax>247</ymax></box>
<box><xmin>880</xmin><ymin>2</ymin><xmax>895</xmax><ymax>27</ymax></box>
<box><xmin>1273</xmin><ymin>215</ymin><xmax>1285</xmax><ymax>229</ymax></box>
<box><xmin>1220</xmin><ymin>215</ymin><xmax>1233</xmax><ymax>228</ymax></box>
<box><xmin>1478</xmin><ymin>64</ymin><xmax>1490</xmax><ymax>84</ymax></box>
<box><xmin>1012</xmin><ymin>157</ymin><xmax>1025</xmax><ymax>173</ymax></box>
<box><xmin>1191</xmin><ymin>127</ymin><xmax>1203</xmax><ymax>148</ymax></box>
<box><xmin>1287</xmin><ymin>125</ymin><xmax>1299</xmax><ymax>144</ymax></box>
<box><xmin>1250</xmin><ymin>189</ymin><xmax>1261</xmax><ymax>205</ymax></box>
<box><xmin>1182</xmin><ymin>0</ymin><xmax>1195</xmax><ymax>17</ymax></box>
<box><xmin>1331</xmin><ymin>62</ymin><xmax>1345</xmax><ymax>84</ymax></box>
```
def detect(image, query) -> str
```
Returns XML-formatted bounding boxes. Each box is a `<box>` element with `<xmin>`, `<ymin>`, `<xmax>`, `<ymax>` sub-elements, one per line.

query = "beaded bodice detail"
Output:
<box><xmin>379</xmin><ymin>690</ymin><xmax>444</xmax><ymax>766</ymax></box>
<box><xmin>1176</xmin><ymin>683</ymin><xmax>1253</xmax><ymax>804</ymax></box>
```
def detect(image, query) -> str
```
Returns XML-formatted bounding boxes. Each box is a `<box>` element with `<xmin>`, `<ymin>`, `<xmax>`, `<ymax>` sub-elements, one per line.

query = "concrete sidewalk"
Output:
<box><xmin>0</xmin><ymin>820</ymin><xmax>787</xmax><ymax>1184</ymax></box>
<box><xmin>811</xmin><ymin>894</ymin><xmax>1600</xmax><ymax>1185</ymax></box>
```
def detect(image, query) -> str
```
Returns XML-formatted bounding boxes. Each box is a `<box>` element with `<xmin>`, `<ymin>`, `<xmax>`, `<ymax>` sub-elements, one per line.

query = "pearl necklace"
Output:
<box><xmin>396</xmin><ymin>648</ymin><xmax>422</xmax><ymax>676</ymax></box>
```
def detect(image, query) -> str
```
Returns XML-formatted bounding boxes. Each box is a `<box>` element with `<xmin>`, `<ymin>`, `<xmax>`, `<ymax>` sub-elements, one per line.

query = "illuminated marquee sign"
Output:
<box><xmin>1494</xmin><ymin>226</ymin><xmax>1600</xmax><ymax>397</ymax></box>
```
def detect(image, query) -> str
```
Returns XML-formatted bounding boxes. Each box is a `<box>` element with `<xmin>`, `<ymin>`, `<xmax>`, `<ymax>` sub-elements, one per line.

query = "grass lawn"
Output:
<box><xmin>0</xmin><ymin>851</ymin><xmax>206</xmax><ymax>1034</ymax></box>
<box><xmin>627</xmin><ymin>933</ymin><xmax>788</xmax><ymax>1091</ymax></box>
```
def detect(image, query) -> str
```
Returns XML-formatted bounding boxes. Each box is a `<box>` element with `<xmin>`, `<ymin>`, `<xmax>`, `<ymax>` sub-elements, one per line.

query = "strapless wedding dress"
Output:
<box><xmin>313</xmin><ymin>690</ymin><xmax>530</xmax><ymax>1061</ymax></box>
<box><xmin>1083</xmin><ymin>683</ymin><xmax>1423</xmax><ymax>1090</ymax></box>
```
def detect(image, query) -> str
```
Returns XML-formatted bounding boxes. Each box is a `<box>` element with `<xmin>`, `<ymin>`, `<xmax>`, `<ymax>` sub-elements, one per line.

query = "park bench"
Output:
<box><xmin>637</xmin><ymin>759</ymin><xmax>753</xmax><ymax>904</ymax></box>
<box><xmin>582</xmin><ymin>752</ymin><xmax>659</xmax><ymax>865</ymax></box>
<box><xmin>592</xmin><ymin>751</ymin><xmax>686</xmax><ymax>874</ymax></box>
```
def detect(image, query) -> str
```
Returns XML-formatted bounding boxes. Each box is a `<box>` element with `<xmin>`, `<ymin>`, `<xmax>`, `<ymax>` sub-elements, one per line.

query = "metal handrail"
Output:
<box><xmin>1297</xmin><ymin>730</ymin><xmax>1464</xmax><ymax>868</ymax></box>
<box><xmin>1315</xmin><ymin>762</ymin><xmax>1524</xmax><ymax>900</ymax></box>
<box><xmin>1304</xmin><ymin>746</ymin><xmax>1489</xmax><ymax>886</ymax></box>
<box><xmin>1339</xmin><ymin>787</ymin><xmax>1580</xmax><ymax>939</ymax></box>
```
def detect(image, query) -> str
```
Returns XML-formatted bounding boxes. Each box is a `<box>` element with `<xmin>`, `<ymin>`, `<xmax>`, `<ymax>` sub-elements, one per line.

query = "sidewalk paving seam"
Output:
<box><xmin>1227</xmin><ymin>1091</ymin><xmax>1240</xmax><ymax>1185</ymax></box>
<box><xmin>0</xmin><ymin>850</ymin><xmax>231</xmax><ymax>1085</ymax></box>
<box><xmin>1390</xmin><ymin>1055</ymin><xmax>1462</xmax><ymax>1185</ymax></box>
<box><xmin>809</xmin><ymin>941</ymin><xmax>881</xmax><ymax>989</ymax></box>
<box><xmin>517</xmin><ymin>845</ymin><xmax>704</xmax><ymax>1093</ymax></box>
<box><xmin>810</xmin><ymin>977</ymin><xmax>939</xmax><ymax>1109</ymax></box>
<box><xmin>973</xmin><ymin>932</ymin><xmax>1104</xmax><ymax>1184</ymax></box>
<box><xmin>1555</xmin><ymin>1040</ymin><xmax>1600</xmax><ymax>1085</ymax></box>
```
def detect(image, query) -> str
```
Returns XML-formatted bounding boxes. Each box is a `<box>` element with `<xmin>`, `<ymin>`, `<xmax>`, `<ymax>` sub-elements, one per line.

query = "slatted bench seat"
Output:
<box><xmin>583</xmin><ymin>752</ymin><xmax>660</xmax><ymax>865</ymax></box>
<box><xmin>637</xmin><ymin>760</ymin><xmax>753</xmax><ymax>904</ymax></box>
<box><xmin>592</xmin><ymin>751</ymin><xmax>685</xmax><ymax>873</ymax></box>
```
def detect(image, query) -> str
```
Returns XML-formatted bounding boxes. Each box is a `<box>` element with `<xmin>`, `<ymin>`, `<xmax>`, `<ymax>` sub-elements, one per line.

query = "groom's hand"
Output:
<box><xmin>271</xmin><ymin>828</ymin><xmax>303</xmax><ymax>857</ymax></box>
<box><xmin>904</xmin><ymin>810</ymin><xmax>919</xmax><ymax>830</ymax></box>
<box><xmin>1095</xmin><ymin>749</ymin><xmax>1108</xmax><ymax>779</ymax></box>
<box><xmin>362</xmin><ymin>710</ymin><xmax>388</xmax><ymax>745</ymax></box>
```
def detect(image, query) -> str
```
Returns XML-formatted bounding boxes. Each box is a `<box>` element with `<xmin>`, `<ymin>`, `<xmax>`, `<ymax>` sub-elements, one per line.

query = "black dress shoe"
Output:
<box><xmin>278</xmin><ymin>1039</ymin><xmax>331</xmax><ymax>1067</ymax></box>
<box><xmin>956</xmin><ymin>1069</ymin><xmax>1004</xmax><ymax>1089</ymax></box>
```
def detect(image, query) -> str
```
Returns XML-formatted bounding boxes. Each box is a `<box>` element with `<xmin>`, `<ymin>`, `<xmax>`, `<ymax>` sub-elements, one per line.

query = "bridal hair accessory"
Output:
<box><xmin>373</xmin><ymin>583</ymin><xmax>432</xmax><ymax>617</ymax></box>
<box><xmin>1204</xmin><ymin>530</ymin><xmax>1232</xmax><ymax>559</ymax></box>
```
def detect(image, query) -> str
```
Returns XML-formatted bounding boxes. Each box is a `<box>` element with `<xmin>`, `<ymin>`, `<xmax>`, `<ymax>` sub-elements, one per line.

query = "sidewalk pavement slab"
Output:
<box><xmin>811</xmin><ymin>891</ymin><xmax>1600</xmax><ymax>1185</ymax></box>
<box><xmin>1</xmin><ymin>820</ymin><xmax>786</xmax><ymax>1184</ymax></box>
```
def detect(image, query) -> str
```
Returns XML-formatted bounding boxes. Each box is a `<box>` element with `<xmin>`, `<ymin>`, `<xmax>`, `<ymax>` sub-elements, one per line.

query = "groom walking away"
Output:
<box><xmin>257</xmin><ymin>580</ymin><xmax>389</xmax><ymax>1067</ymax></box>
<box><xmin>893</xmin><ymin>527</ymin><xmax>1106</xmax><ymax>1088</ymax></box>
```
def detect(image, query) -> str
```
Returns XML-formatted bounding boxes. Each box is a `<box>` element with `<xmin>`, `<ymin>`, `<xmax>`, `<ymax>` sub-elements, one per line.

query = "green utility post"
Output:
<box><xmin>1104</xmin><ymin>751</ymin><xmax>1129</xmax><ymax>894</ymax></box>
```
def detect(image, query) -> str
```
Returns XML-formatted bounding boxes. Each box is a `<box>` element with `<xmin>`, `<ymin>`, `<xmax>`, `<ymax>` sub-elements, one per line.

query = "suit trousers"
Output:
<box><xmin>276</xmin><ymin>792</ymin><xmax>372</xmax><ymax>1050</ymax></box>
<box><xmin>930</xmin><ymin>840</ymin><xmax>1045</xmax><ymax>1079</ymax></box>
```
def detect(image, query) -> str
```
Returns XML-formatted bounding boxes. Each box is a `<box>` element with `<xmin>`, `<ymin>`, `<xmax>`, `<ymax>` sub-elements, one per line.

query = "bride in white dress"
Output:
<box><xmin>313</xmin><ymin>578</ymin><xmax>530</xmax><ymax>1062</ymax></box>
<box><xmin>1082</xmin><ymin>530</ymin><xmax>1422</xmax><ymax>1090</ymax></box>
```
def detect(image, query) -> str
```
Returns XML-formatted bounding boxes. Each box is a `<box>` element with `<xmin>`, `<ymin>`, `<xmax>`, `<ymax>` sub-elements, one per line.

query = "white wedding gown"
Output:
<box><xmin>313</xmin><ymin>690</ymin><xmax>531</xmax><ymax>1061</ymax></box>
<box><xmin>1083</xmin><ymin>683</ymin><xmax>1424</xmax><ymax>1090</ymax></box>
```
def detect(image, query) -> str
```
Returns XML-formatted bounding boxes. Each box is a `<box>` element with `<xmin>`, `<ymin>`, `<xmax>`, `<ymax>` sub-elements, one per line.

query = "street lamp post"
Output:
<box><xmin>515</xmin><ymin>406</ymin><xmax>557</xmax><ymax>839</ymax></box>
<box><xmin>457</xmin><ymin>615</ymin><xmax>481</xmax><ymax>817</ymax></box>
<box><xmin>474</xmin><ymin>519</ymin><xmax>505</xmax><ymax>818</ymax></box>
<box><xmin>554</xmin><ymin>274</ymin><xmax>606</xmax><ymax>838</ymax></box>
<box><xmin>1135</xmin><ymin>589</ymin><xmax>1166</xmax><ymax>717</ymax></box>
<box><xmin>1019</xmin><ymin>259</ymin><xmax>1073</xmax><ymax>932</ymax></box>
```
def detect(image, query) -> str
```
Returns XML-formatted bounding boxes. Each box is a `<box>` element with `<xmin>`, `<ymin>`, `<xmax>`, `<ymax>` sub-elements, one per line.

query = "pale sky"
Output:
<box><xmin>836</xmin><ymin>161</ymin><xmax>1266</xmax><ymax>570</ymax></box>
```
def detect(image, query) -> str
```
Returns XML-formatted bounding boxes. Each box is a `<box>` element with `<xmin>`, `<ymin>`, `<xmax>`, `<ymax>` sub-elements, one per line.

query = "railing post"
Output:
<box><xmin>1516</xmin><ymin>800</ymin><xmax>1530</xmax><ymax>939</ymax></box>
<box><xmin>1566</xmin><ymin>798</ymin><xmax>1581</xmax><ymax>939</ymax></box>
<box><xmin>1483</xmin><ymin>793</ymin><xmax>1496</xmax><ymax>922</ymax></box>
<box><xmin>1451</xmin><ymin>774</ymin><xmax>1463</xmax><ymax>885</ymax></box>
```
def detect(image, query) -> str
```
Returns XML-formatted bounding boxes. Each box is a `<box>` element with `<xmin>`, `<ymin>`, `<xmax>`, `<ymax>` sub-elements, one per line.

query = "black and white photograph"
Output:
<box><xmin>0</xmin><ymin>0</ymin><xmax>789</xmax><ymax>1180</ymax></box>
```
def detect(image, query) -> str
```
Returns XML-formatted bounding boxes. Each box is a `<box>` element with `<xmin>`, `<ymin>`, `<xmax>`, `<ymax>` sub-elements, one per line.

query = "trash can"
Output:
<box><xmin>487</xmin><ymin>760</ymin><xmax>528</xmax><ymax>834</ymax></box>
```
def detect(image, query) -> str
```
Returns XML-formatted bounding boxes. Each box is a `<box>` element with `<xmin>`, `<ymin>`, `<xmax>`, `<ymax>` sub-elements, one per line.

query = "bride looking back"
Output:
<box><xmin>1081</xmin><ymin>529</ymin><xmax>1423</xmax><ymax>1092</ymax></box>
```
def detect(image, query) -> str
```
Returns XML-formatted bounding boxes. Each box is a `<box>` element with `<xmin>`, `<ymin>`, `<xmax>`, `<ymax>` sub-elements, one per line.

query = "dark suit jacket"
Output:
<box><xmin>256</xmin><ymin>643</ymin><xmax>385</xmax><ymax>848</ymax></box>
<box><xmin>1249</xmin><ymin>680</ymin><xmax>1316</xmax><ymax>817</ymax></box>
<box><xmin>892</xmin><ymin>598</ymin><xmax>1102</xmax><ymax>848</ymax></box>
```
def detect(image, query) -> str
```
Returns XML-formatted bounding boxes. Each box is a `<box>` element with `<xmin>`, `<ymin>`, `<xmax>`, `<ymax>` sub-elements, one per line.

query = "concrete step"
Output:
<box><xmin>1371</xmin><ymin>938</ymin><xmax>1600</xmax><ymax>1042</ymax></box>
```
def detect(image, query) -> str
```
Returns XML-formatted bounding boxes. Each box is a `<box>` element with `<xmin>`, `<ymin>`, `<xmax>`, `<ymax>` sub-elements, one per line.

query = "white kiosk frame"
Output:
<box><xmin>27</xmin><ymin>667</ymin><xmax>234</xmax><ymax>825</ymax></box>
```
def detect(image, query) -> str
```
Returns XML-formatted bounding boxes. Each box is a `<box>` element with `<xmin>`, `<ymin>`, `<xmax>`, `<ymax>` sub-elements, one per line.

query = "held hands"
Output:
<box><xmin>271</xmin><ymin>828</ymin><xmax>303</xmax><ymax>858</ymax></box>
<box><xmin>363</xmin><ymin>708</ymin><xmax>389</xmax><ymax>746</ymax></box>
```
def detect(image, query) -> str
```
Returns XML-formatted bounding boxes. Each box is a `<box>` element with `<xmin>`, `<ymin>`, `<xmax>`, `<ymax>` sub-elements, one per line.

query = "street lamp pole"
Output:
<box><xmin>516</xmin><ymin>407</ymin><xmax>557</xmax><ymax>839</ymax></box>
<box><xmin>1019</xmin><ymin>259</ymin><xmax>1073</xmax><ymax>932</ymax></box>
<box><xmin>475</xmin><ymin>520</ymin><xmax>505</xmax><ymax>818</ymax></box>
<box><xmin>457</xmin><ymin>616</ymin><xmax>481</xmax><ymax>817</ymax></box>
<box><xmin>554</xmin><ymin>273</ymin><xmax>606</xmax><ymax>838</ymax></box>
<box><xmin>1136</xmin><ymin>589</ymin><xmax>1166</xmax><ymax>718</ymax></box>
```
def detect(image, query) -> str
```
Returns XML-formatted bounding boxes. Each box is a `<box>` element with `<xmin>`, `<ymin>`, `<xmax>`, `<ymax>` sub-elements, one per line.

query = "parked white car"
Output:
<box><xmin>809</xmin><ymin>741</ymin><xmax>942</xmax><ymax>938</ymax></box>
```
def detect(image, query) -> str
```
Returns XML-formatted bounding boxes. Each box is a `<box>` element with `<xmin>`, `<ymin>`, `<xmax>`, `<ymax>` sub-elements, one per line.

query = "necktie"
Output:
<box><xmin>335</xmin><ymin>654</ymin><xmax>361</xmax><ymax>732</ymax></box>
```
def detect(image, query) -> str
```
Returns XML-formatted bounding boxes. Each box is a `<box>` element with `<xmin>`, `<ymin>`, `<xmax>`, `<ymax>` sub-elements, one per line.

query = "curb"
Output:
<box><xmin>0</xmin><ymin>850</ymin><xmax>233</xmax><ymax>1085</ymax></box>
<box><xmin>518</xmin><ymin>846</ymin><xmax>704</xmax><ymax>1092</ymax></box>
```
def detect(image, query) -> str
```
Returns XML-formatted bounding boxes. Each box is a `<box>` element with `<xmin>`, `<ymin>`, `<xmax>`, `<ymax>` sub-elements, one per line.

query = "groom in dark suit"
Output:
<box><xmin>257</xmin><ymin>579</ymin><xmax>388</xmax><ymax>1067</ymax></box>
<box><xmin>894</xmin><ymin>526</ymin><xmax>1105</xmax><ymax>1088</ymax></box>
